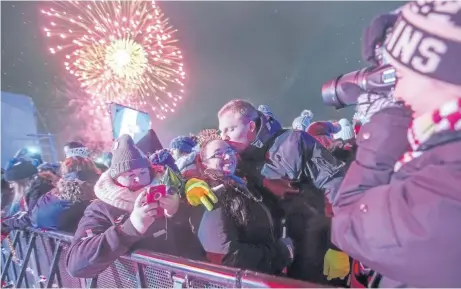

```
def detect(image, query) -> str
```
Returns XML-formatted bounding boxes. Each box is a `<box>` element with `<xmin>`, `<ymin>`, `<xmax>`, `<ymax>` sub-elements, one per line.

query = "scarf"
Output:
<box><xmin>94</xmin><ymin>167</ymin><xmax>182</xmax><ymax>211</ymax></box>
<box><xmin>94</xmin><ymin>171</ymin><xmax>146</xmax><ymax>211</ymax></box>
<box><xmin>394</xmin><ymin>98</ymin><xmax>461</xmax><ymax>172</ymax></box>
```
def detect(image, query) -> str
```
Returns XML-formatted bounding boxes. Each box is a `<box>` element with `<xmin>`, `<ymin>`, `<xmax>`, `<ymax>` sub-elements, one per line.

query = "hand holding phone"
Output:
<box><xmin>130</xmin><ymin>191</ymin><xmax>159</xmax><ymax>234</ymax></box>
<box><xmin>146</xmin><ymin>184</ymin><xmax>166</xmax><ymax>217</ymax></box>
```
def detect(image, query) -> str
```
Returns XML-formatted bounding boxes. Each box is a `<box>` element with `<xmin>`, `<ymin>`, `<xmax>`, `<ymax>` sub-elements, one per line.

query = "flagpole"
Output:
<box><xmin>107</xmin><ymin>102</ymin><xmax>116</xmax><ymax>142</ymax></box>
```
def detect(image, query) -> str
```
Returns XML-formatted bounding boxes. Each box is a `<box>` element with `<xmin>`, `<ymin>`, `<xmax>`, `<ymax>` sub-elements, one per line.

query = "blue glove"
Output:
<box><xmin>279</xmin><ymin>237</ymin><xmax>295</xmax><ymax>262</ymax></box>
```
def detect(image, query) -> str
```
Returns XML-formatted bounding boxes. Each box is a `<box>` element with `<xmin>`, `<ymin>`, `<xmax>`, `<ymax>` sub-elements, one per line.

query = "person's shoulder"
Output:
<box><xmin>79</xmin><ymin>199</ymin><xmax>128</xmax><ymax>227</ymax></box>
<box><xmin>36</xmin><ymin>188</ymin><xmax>59</xmax><ymax>202</ymax></box>
<box><xmin>273</xmin><ymin>129</ymin><xmax>316</xmax><ymax>149</ymax></box>
<box><xmin>84</xmin><ymin>199</ymin><xmax>112</xmax><ymax>216</ymax></box>
<box><xmin>29</xmin><ymin>175</ymin><xmax>50</xmax><ymax>188</ymax></box>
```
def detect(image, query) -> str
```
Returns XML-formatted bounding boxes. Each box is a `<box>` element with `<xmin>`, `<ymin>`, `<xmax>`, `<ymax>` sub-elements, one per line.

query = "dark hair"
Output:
<box><xmin>64</xmin><ymin>141</ymin><xmax>85</xmax><ymax>150</ymax></box>
<box><xmin>200</xmin><ymin>169</ymin><xmax>253</xmax><ymax>227</ymax></box>
<box><xmin>61</xmin><ymin>157</ymin><xmax>101</xmax><ymax>178</ymax></box>
<box><xmin>196</xmin><ymin>129</ymin><xmax>221</xmax><ymax>161</ymax></box>
<box><xmin>190</xmin><ymin>135</ymin><xmax>199</xmax><ymax>144</ymax></box>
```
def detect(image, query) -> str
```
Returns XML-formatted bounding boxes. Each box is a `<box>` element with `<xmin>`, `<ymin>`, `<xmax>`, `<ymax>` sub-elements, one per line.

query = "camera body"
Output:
<box><xmin>321</xmin><ymin>30</ymin><xmax>396</xmax><ymax>109</ymax></box>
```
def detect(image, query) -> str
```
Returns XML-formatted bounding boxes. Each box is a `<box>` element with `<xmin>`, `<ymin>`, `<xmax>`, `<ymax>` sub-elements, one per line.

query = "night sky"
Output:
<box><xmin>1</xmin><ymin>1</ymin><xmax>403</xmax><ymax>149</ymax></box>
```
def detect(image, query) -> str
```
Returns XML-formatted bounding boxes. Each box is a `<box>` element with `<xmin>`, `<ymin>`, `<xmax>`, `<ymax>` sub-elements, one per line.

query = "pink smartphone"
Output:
<box><xmin>146</xmin><ymin>184</ymin><xmax>166</xmax><ymax>203</ymax></box>
<box><xmin>146</xmin><ymin>184</ymin><xmax>166</xmax><ymax>216</ymax></box>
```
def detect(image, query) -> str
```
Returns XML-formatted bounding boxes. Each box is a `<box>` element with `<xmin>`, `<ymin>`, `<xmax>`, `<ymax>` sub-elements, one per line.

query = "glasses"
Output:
<box><xmin>205</xmin><ymin>148</ymin><xmax>236</xmax><ymax>160</ymax></box>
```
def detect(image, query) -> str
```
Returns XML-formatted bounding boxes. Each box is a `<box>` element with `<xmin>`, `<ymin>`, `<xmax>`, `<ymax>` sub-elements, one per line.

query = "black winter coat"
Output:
<box><xmin>236</xmin><ymin>112</ymin><xmax>345</xmax><ymax>284</ymax></box>
<box><xmin>194</xmin><ymin>170</ymin><xmax>291</xmax><ymax>275</ymax></box>
<box><xmin>66</xmin><ymin>200</ymin><xmax>205</xmax><ymax>278</ymax></box>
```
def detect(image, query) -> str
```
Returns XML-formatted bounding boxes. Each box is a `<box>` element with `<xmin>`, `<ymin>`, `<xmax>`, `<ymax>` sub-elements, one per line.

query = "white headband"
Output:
<box><xmin>65</xmin><ymin>147</ymin><xmax>90</xmax><ymax>159</ymax></box>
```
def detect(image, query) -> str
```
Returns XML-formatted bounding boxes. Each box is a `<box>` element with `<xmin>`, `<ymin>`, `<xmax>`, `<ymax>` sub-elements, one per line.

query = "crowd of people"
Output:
<box><xmin>2</xmin><ymin>1</ymin><xmax>461</xmax><ymax>288</ymax></box>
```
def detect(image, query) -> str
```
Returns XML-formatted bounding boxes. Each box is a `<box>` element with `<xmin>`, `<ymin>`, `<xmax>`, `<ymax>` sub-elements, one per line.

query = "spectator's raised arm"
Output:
<box><xmin>331</xmin><ymin>108</ymin><xmax>461</xmax><ymax>287</ymax></box>
<box><xmin>66</xmin><ymin>201</ymin><xmax>145</xmax><ymax>278</ymax></box>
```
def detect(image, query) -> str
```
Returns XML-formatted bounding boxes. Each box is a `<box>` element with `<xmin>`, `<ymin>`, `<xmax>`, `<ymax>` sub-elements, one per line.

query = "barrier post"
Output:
<box><xmin>1</xmin><ymin>232</ymin><xmax>20</xmax><ymax>284</ymax></box>
<box><xmin>171</xmin><ymin>273</ymin><xmax>189</xmax><ymax>289</ymax></box>
<box><xmin>31</xmin><ymin>237</ymin><xmax>44</xmax><ymax>289</ymax></box>
<box><xmin>86</xmin><ymin>277</ymin><xmax>97</xmax><ymax>288</ymax></box>
<box><xmin>135</xmin><ymin>263</ymin><xmax>146</xmax><ymax>288</ymax></box>
<box><xmin>1</xmin><ymin>228</ymin><xmax>329</xmax><ymax>288</ymax></box>
<box><xmin>45</xmin><ymin>240</ymin><xmax>62</xmax><ymax>288</ymax></box>
<box><xmin>15</xmin><ymin>233</ymin><xmax>36</xmax><ymax>288</ymax></box>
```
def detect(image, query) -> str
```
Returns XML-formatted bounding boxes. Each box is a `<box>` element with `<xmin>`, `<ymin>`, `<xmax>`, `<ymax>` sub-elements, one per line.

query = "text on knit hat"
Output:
<box><xmin>384</xmin><ymin>1</ymin><xmax>461</xmax><ymax>86</ymax></box>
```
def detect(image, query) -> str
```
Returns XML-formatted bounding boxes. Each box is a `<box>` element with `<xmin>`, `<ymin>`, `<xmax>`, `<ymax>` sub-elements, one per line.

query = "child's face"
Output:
<box><xmin>116</xmin><ymin>167</ymin><xmax>151</xmax><ymax>190</ymax></box>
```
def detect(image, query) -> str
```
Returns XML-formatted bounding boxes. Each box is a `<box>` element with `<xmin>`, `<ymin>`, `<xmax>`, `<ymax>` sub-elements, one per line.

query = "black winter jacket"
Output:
<box><xmin>194</xmin><ymin>170</ymin><xmax>291</xmax><ymax>275</ymax></box>
<box><xmin>237</xmin><ymin>112</ymin><xmax>345</xmax><ymax>284</ymax></box>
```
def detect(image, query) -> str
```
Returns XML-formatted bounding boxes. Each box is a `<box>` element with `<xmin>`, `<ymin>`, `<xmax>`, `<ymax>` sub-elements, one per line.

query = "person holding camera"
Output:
<box><xmin>331</xmin><ymin>1</ymin><xmax>461</xmax><ymax>287</ymax></box>
<box><xmin>66</xmin><ymin>135</ymin><xmax>186</xmax><ymax>278</ymax></box>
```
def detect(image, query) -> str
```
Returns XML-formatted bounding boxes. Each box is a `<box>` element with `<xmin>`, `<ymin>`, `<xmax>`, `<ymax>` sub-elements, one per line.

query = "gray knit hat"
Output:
<box><xmin>110</xmin><ymin>134</ymin><xmax>150</xmax><ymax>179</ymax></box>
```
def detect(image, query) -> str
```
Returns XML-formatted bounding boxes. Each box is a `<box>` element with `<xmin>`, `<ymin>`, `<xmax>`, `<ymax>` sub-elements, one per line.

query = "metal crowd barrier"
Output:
<box><xmin>1</xmin><ymin>228</ymin><xmax>324</xmax><ymax>288</ymax></box>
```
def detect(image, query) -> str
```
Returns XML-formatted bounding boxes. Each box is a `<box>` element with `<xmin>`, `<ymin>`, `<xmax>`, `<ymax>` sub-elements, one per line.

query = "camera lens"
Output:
<box><xmin>321</xmin><ymin>68</ymin><xmax>377</xmax><ymax>109</ymax></box>
<box><xmin>154</xmin><ymin>192</ymin><xmax>162</xmax><ymax>201</ymax></box>
<box><xmin>321</xmin><ymin>77</ymin><xmax>343</xmax><ymax>109</ymax></box>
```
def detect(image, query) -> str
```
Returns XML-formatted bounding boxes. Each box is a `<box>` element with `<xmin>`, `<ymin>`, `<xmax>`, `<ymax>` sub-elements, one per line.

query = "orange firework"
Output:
<box><xmin>42</xmin><ymin>0</ymin><xmax>185</xmax><ymax>120</ymax></box>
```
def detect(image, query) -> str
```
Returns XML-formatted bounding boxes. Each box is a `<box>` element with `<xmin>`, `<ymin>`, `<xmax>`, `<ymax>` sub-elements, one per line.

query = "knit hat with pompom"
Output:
<box><xmin>292</xmin><ymin>110</ymin><xmax>314</xmax><ymax>131</ymax></box>
<box><xmin>150</xmin><ymin>149</ymin><xmax>180</xmax><ymax>173</ymax></box>
<box><xmin>170</xmin><ymin>136</ymin><xmax>197</xmax><ymax>154</ymax></box>
<box><xmin>333</xmin><ymin>118</ymin><xmax>355</xmax><ymax>141</ymax></box>
<box><xmin>110</xmin><ymin>134</ymin><xmax>150</xmax><ymax>179</ymax></box>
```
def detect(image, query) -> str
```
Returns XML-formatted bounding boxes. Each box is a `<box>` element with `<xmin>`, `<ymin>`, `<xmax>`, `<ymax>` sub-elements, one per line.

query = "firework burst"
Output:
<box><xmin>42</xmin><ymin>0</ymin><xmax>185</xmax><ymax>120</ymax></box>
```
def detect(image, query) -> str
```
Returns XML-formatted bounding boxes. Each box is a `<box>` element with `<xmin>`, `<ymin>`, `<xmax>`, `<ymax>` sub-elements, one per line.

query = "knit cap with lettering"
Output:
<box><xmin>110</xmin><ymin>134</ymin><xmax>150</xmax><ymax>179</ymax></box>
<box><xmin>384</xmin><ymin>1</ymin><xmax>461</xmax><ymax>88</ymax></box>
